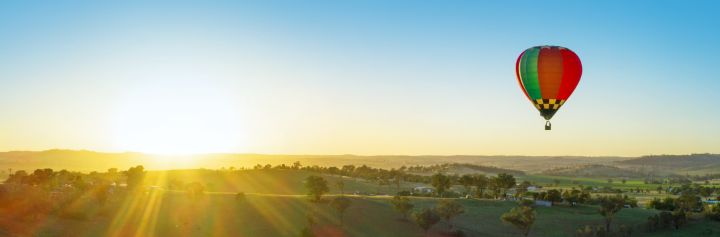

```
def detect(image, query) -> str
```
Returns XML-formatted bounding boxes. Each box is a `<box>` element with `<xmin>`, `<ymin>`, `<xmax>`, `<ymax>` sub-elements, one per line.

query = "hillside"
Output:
<box><xmin>540</xmin><ymin>164</ymin><xmax>648</xmax><ymax>178</ymax></box>
<box><xmin>0</xmin><ymin>150</ymin><xmax>630</xmax><ymax>175</ymax></box>
<box><xmin>406</xmin><ymin>163</ymin><xmax>525</xmax><ymax>176</ymax></box>
<box><xmin>617</xmin><ymin>154</ymin><xmax>720</xmax><ymax>174</ymax></box>
<box><xmin>1</xmin><ymin>193</ymin><xmax>681</xmax><ymax>237</ymax></box>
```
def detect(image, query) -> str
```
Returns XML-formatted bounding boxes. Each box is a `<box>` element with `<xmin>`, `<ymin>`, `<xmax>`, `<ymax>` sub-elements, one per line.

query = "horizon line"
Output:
<box><xmin>1</xmin><ymin>148</ymin><xmax>717</xmax><ymax>158</ymax></box>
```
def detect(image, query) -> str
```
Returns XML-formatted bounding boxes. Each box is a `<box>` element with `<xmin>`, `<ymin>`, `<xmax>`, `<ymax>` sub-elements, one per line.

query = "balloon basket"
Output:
<box><xmin>545</xmin><ymin>121</ymin><xmax>551</xmax><ymax>130</ymax></box>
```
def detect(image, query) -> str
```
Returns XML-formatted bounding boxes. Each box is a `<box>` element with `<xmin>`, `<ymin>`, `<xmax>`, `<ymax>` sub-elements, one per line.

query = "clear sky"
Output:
<box><xmin>1</xmin><ymin>1</ymin><xmax>718</xmax><ymax>156</ymax></box>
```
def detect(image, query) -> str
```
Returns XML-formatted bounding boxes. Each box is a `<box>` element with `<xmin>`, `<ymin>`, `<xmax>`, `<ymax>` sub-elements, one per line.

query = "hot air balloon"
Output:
<box><xmin>516</xmin><ymin>46</ymin><xmax>582</xmax><ymax>130</ymax></box>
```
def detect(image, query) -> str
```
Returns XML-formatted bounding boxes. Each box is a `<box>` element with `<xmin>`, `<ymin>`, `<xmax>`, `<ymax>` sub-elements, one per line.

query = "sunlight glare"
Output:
<box><xmin>112</xmin><ymin>80</ymin><xmax>246</xmax><ymax>155</ymax></box>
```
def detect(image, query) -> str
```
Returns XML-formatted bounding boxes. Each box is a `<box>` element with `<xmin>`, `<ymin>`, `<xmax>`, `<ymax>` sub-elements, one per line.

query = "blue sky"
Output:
<box><xmin>0</xmin><ymin>1</ymin><xmax>718</xmax><ymax>155</ymax></box>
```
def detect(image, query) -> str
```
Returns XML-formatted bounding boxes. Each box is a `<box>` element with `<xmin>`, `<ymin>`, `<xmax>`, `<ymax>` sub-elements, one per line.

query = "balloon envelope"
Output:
<box><xmin>516</xmin><ymin>46</ymin><xmax>582</xmax><ymax>120</ymax></box>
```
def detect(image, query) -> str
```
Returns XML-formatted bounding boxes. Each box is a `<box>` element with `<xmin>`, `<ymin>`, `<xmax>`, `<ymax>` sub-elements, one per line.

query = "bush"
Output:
<box><xmin>646</xmin><ymin>197</ymin><xmax>676</xmax><ymax>211</ymax></box>
<box><xmin>706</xmin><ymin>205</ymin><xmax>720</xmax><ymax>221</ymax></box>
<box><xmin>671</xmin><ymin>210</ymin><xmax>687</xmax><ymax>229</ymax></box>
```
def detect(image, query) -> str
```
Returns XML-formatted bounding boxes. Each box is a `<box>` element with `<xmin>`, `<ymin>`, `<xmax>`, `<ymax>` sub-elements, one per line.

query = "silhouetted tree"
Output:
<box><xmin>125</xmin><ymin>165</ymin><xmax>145</xmax><ymax>190</ymax></box>
<box><xmin>304</xmin><ymin>175</ymin><xmax>329</xmax><ymax>202</ymax></box>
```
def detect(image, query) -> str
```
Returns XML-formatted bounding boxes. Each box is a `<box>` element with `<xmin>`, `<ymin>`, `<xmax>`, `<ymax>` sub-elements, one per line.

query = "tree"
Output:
<box><xmin>699</xmin><ymin>186</ymin><xmax>714</xmax><ymax>200</ymax></box>
<box><xmin>304</xmin><ymin>175</ymin><xmax>329</xmax><ymax>202</ymax></box>
<box><xmin>300</xmin><ymin>210</ymin><xmax>317</xmax><ymax>237</ymax></box>
<box><xmin>647</xmin><ymin>197</ymin><xmax>676</xmax><ymax>211</ymax></box>
<box><xmin>391</xmin><ymin>195</ymin><xmax>414</xmax><ymax>220</ymax></box>
<box><xmin>501</xmin><ymin>206</ymin><xmax>535</xmax><ymax>237</ymax></box>
<box><xmin>107</xmin><ymin>168</ymin><xmax>119</xmax><ymax>183</ymax></box>
<box><xmin>336</xmin><ymin>179</ymin><xmax>345</xmax><ymax>195</ymax></box>
<box><xmin>330</xmin><ymin>196</ymin><xmax>351</xmax><ymax>226</ymax></box>
<box><xmin>671</xmin><ymin>210</ymin><xmax>686</xmax><ymax>229</ymax></box>
<box><xmin>562</xmin><ymin>190</ymin><xmax>578</xmax><ymax>206</ymax></box>
<box><xmin>459</xmin><ymin>174</ymin><xmax>475</xmax><ymax>195</ymax></box>
<box><xmin>430</xmin><ymin>173</ymin><xmax>451</xmax><ymax>197</ymax></box>
<box><xmin>706</xmin><ymin>205</ymin><xmax>720</xmax><ymax>221</ymax></box>
<box><xmin>474</xmin><ymin>174</ymin><xmax>489</xmax><ymax>198</ymax></box>
<box><xmin>435</xmin><ymin>199</ymin><xmax>464</xmax><ymax>230</ymax></box>
<box><xmin>545</xmin><ymin>189</ymin><xmax>562</xmax><ymax>205</ymax></box>
<box><xmin>93</xmin><ymin>182</ymin><xmax>111</xmax><ymax>205</ymax></box>
<box><xmin>674</xmin><ymin>193</ymin><xmax>701</xmax><ymax>212</ymax></box>
<box><xmin>393</xmin><ymin>174</ymin><xmax>402</xmax><ymax>193</ymax></box>
<box><xmin>413</xmin><ymin>208</ymin><xmax>441</xmax><ymax>236</ymax></box>
<box><xmin>125</xmin><ymin>165</ymin><xmax>145</xmax><ymax>190</ymax></box>
<box><xmin>494</xmin><ymin>173</ymin><xmax>517</xmax><ymax>199</ymax></box>
<box><xmin>186</xmin><ymin>182</ymin><xmax>205</xmax><ymax>199</ymax></box>
<box><xmin>598</xmin><ymin>195</ymin><xmax>625</xmax><ymax>232</ymax></box>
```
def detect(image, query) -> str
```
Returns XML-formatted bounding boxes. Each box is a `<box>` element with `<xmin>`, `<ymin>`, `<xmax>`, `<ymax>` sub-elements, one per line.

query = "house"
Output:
<box><xmin>527</xmin><ymin>186</ymin><xmax>540</xmax><ymax>192</ymax></box>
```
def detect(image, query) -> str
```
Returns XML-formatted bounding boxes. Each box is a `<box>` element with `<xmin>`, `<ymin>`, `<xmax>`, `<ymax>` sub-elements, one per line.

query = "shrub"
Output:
<box><xmin>706</xmin><ymin>205</ymin><xmax>720</xmax><ymax>221</ymax></box>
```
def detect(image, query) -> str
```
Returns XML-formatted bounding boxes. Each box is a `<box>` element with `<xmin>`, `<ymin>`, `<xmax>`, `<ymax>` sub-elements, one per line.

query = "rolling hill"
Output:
<box><xmin>540</xmin><ymin>164</ymin><xmax>647</xmax><ymax>178</ymax></box>
<box><xmin>616</xmin><ymin>154</ymin><xmax>720</xmax><ymax>175</ymax></box>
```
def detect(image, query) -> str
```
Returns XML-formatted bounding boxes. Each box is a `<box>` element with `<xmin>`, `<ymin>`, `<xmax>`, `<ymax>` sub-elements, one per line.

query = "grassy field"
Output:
<box><xmin>3</xmin><ymin>192</ymin><xmax>718</xmax><ymax>237</ymax></box>
<box><xmin>3</xmin><ymin>169</ymin><xmax>720</xmax><ymax>237</ymax></box>
<box><xmin>143</xmin><ymin>169</ymin><xmax>427</xmax><ymax>195</ymax></box>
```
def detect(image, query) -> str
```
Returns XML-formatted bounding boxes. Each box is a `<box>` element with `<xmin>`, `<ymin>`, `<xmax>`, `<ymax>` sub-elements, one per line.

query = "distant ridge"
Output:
<box><xmin>0</xmin><ymin>150</ymin><xmax>717</xmax><ymax>175</ymax></box>
<box><xmin>617</xmin><ymin>154</ymin><xmax>720</xmax><ymax>168</ymax></box>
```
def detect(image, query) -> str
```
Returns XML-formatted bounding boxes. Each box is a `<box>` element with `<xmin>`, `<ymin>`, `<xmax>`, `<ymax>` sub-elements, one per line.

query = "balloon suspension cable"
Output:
<box><xmin>545</xmin><ymin>120</ymin><xmax>552</xmax><ymax>131</ymax></box>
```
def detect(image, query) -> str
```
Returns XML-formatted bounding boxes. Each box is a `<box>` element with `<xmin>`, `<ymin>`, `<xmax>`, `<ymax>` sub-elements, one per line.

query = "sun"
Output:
<box><xmin>111</xmin><ymin>81</ymin><xmax>247</xmax><ymax>155</ymax></box>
